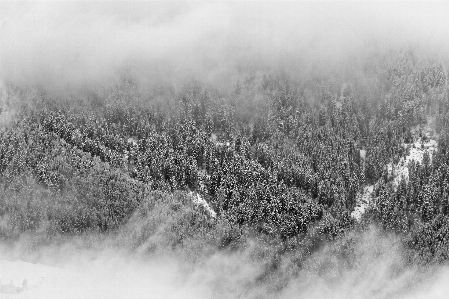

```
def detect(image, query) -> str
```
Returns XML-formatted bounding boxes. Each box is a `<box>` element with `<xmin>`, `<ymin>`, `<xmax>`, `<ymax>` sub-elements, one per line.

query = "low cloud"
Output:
<box><xmin>1</xmin><ymin>227</ymin><xmax>449</xmax><ymax>299</ymax></box>
<box><xmin>1</xmin><ymin>2</ymin><xmax>449</xmax><ymax>91</ymax></box>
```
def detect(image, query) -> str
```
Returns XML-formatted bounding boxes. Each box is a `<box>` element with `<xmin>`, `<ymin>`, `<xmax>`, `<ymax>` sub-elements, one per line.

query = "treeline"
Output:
<box><xmin>0</xmin><ymin>50</ymin><xmax>448</xmax><ymax>266</ymax></box>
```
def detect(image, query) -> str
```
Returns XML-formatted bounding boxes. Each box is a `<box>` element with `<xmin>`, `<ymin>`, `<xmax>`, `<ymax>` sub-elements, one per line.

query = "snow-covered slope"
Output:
<box><xmin>0</xmin><ymin>259</ymin><xmax>71</xmax><ymax>299</ymax></box>
<box><xmin>387</xmin><ymin>123</ymin><xmax>437</xmax><ymax>190</ymax></box>
<box><xmin>351</xmin><ymin>120</ymin><xmax>438</xmax><ymax>220</ymax></box>
<box><xmin>190</xmin><ymin>191</ymin><xmax>216</xmax><ymax>218</ymax></box>
<box><xmin>351</xmin><ymin>185</ymin><xmax>374</xmax><ymax>220</ymax></box>
<box><xmin>0</xmin><ymin>254</ymin><xmax>193</xmax><ymax>299</ymax></box>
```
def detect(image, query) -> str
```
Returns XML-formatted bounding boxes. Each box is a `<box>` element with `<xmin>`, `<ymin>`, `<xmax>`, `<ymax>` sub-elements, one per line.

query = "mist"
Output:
<box><xmin>2</xmin><ymin>227</ymin><xmax>449</xmax><ymax>299</ymax></box>
<box><xmin>2</xmin><ymin>2</ymin><xmax>449</xmax><ymax>299</ymax></box>
<box><xmin>2</xmin><ymin>1</ymin><xmax>449</xmax><ymax>91</ymax></box>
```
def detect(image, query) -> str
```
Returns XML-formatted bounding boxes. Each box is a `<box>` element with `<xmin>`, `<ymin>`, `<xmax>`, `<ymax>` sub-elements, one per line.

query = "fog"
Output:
<box><xmin>2</xmin><ymin>2</ymin><xmax>449</xmax><ymax>298</ymax></box>
<box><xmin>1</xmin><ymin>1</ymin><xmax>449</xmax><ymax>91</ymax></box>
<box><xmin>1</xmin><ymin>228</ymin><xmax>449</xmax><ymax>299</ymax></box>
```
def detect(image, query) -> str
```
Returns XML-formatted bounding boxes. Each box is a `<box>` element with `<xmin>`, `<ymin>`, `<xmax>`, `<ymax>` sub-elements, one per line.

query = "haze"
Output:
<box><xmin>1</xmin><ymin>1</ymin><xmax>449</xmax><ymax>90</ymax></box>
<box><xmin>2</xmin><ymin>2</ymin><xmax>449</xmax><ymax>299</ymax></box>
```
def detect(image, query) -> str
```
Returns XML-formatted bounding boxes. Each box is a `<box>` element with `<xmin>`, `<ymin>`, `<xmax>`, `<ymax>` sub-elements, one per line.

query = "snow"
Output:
<box><xmin>351</xmin><ymin>185</ymin><xmax>374</xmax><ymax>220</ymax></box>
<box><xmin>351</xmin><ymin>120</ymin><xmax>438</xmax><ymax>220</ymax></box>
<box><xmin>0</xmin><ymin>260</ymin><xmax>71</xmax><ymax>298</ymax></box>
<box><xmin>210</xmin><ymin>133</ymin><xmax>230</xmax><ymax>147</ymax></box>
<box><xmin>127</xmin><ymin>137</ymin><xmax>138</xmax><ymax>147</ymax></box>
<box><xmin>387</xmin><ymin>124</ymin><xmax>437</xmax><ymax>190</ymax></box>
<box><xmin>190</xmin><ymin>191</ymin><xmax>216</xmax><ymax>218</ymax></box>
<box><xmin>215</xmin><ymin>141</ymin><xmax>230</xmax><ymax>147</ymax></box>
<box><xmin>360</xmin><ymin>149</ymin><xmax>366</xmax><ymax>160</ymax></box>
<box><xmin>0</xmin><ymin>255</ymin><xmax>190</xmax><ymax>299</ymax></box>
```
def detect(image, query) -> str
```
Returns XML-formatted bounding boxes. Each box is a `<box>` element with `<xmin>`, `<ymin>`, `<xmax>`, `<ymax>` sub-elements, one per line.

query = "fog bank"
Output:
<box><xmin>1</xmin><ymin>2</ymin><xmax>449</xmax><ymax>91</ymax></box>
<box><xmin>1</xmin><ymin>228</ymin><xmax>449</xmax><ymax>299</ymax></box>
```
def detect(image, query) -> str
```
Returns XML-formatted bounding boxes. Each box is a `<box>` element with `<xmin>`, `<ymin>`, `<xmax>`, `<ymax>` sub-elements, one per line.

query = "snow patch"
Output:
<box><xmin>352</xmin><ymin>120</ymin><xmax>438</xmax><ymax>220</ymax></box>
<box><xmin>387</xmin><ymin>125</ymin><xmax>437</xmax><ymax>190</ymax></box>
<box><xmin>0</xmin><ymin>260</ymin><xmax>70</xmax><ymax>298</ymax></box>
<box><xmin>0</xmin><ymin>254</ymin><xmax>190</xmax><ymax>299</ymax></box>
<box><xmin>127</xmin><ymin>137</ymin><xmax>138</xmax><ymax>147</ymax></box>
<box><xmin>360</xmin><ymin>149</ymin><xmax>366</xmax><ymax>160</ymax></box>
<box><xmin>190</xmin><ymin>191</ymin><xmax>216</xmax><ymax>218</ymax></box>
<box><xmin>351</xmin><ymin>185</ymin><xmax>374</xmax><ymax>220</ymax></box>
<box><xmin>210</xmin><ymin>133</ymin><xmax>230</xmax><ymax>147</ymax></box>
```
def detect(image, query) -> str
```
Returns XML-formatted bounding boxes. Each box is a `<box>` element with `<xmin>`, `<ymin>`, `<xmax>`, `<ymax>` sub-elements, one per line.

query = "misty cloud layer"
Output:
<box><xmin>2</xmin><ymin>228</ymin><xmax>449</xmax><ymax>299</ymax></box>
<box><xmin>2</xmin><ymin>2</ymin><xmax>449</xmax><ymax>299</ymax></box>
<box><xmin>1</xmin><ymin>2</ymin><xmax>449</xmax><ymax>90</ymax></box>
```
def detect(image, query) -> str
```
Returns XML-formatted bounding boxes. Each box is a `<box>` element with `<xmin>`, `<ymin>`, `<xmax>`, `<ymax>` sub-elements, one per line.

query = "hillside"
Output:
<box><xmin>1</xmin><ymin>49</ymin><xmax>449</xmax><ymax>298</ymax></box>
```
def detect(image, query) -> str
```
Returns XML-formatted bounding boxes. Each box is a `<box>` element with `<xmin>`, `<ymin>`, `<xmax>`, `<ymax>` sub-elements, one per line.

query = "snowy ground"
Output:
<box><xmin>387</xmin><ymin>138</ymin><xmax>437</xmax><ymax>189</ymax></box>
<box><xmin>390</xmin><ymin>121</ymin><xmax>438</xmax><ymax>190</ymax></box>
<box><xmin>0</xmin><ymin>252</ymin><xmax>200</xmax><ymax>299</ymax></box>
<box><xmin>351</xmin><ymin>120</ymin><xmax>438</xmax><ymax>220</ymax></box>
<box><xmin>0</xmin><ymin>259</ymin><xmax>71</xmax><ymax>299</ymax></box>
<box><xmin>190</xmin><ymin>191</ymin><xmax>216</xmax><ymax>218</ymax></box>
<box><xmin>351</xmin><ymin>185</ymin><xmax>374</xmax><ymax>220</ymax></box>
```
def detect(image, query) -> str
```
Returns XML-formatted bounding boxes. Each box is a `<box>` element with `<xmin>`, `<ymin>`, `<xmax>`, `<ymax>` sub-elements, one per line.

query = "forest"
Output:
<box><xmin>1</xmin><ymin>48</ymin><xmax>449</xmax><ymax>296</ymax></box>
